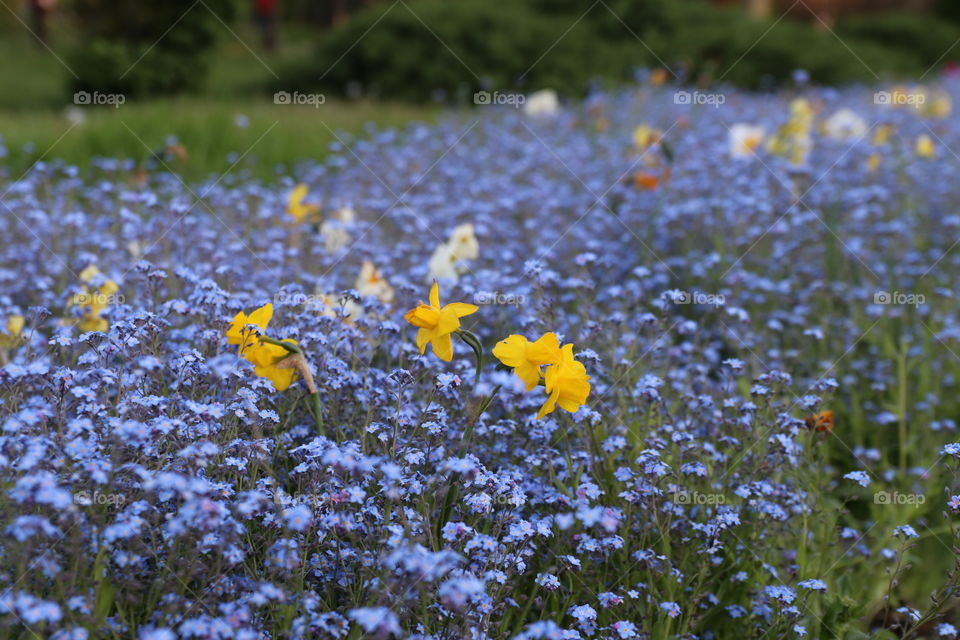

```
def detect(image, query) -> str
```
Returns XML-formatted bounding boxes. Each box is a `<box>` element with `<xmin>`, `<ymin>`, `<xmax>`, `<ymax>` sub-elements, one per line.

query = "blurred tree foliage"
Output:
<box><xmin>66</xmin><ymin>0</ymin><xmax>237</xmax><ymax>97</ymax></box>
<box><xmin>286</xmin><ymin>0</ymin><xmax>960</xmax><ymax>102</ymax></box>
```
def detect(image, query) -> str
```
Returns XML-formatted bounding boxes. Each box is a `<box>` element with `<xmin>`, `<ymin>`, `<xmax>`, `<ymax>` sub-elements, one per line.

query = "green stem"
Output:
<box><xmin>259</xmin><ymin>335</ymin><xmax>302</xmax><ymax>354</ymax></box>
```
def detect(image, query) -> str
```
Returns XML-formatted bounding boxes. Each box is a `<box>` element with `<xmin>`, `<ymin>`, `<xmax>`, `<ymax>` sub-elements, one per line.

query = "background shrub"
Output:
<box><xmin>67</xmin><ymin>0</ymin><xmax>237</xmax><ymax>97</ymax></box>
<box><xmin>293</xmin><ymin>0</ymin><xmax>960</xmax><ymax>102</ymax></box>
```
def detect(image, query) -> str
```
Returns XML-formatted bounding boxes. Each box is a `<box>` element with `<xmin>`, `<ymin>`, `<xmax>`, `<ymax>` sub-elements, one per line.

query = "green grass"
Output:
<box><xmin>0</xmin><ymin>21</ymin><xmax>436</xmax><ymax>181</ymax></box>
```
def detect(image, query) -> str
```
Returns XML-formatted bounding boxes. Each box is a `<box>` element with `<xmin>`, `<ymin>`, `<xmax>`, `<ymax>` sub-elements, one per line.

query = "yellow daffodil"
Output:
<box><xmin>538</xmin><ymin>344</ymin><xmax>591</xmax><ymax>419</ymax></box>
<box><xmin>493</xmin><ymin>332</ymin><xmax>562</xmax><ymax>390</ymax></box>
<box><xmin>0</xmin><ymin>315</ymin><xmax>24</xmax><ymax>349</ymax></box>
<box><xmin>916</xmin><ymin>134</ymin><xmax>936</xmax><ymax>158</ymax></box>
<box><xmin>245</xmin><ymin>339</ymin><xmax>299</xmax><ymax>391</ymax></box>
<box><xmin>404</xmin><ymin>282</ymin><xmax>477</xmax><ymax>361</ymax></box>
<box><xmin>287</xmin><ymin>183</ymin><xmax>320</xmax><ymax>223</ymax></box>
<box><xmin>225</xmin><ymin>303</ymin><xmax>303</xmax><ymax>391</ymax></box>
<box><xmin>227</xmin><ymin>303</ymin><xmax>273</xmax><ymax>354</ymax></box>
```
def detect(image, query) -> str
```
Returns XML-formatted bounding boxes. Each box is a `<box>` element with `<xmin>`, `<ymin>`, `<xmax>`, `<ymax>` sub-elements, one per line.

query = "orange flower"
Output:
<box><xmin>805</xmin><ymin>410</ymin><xmax>834</xmax><ymax>433</ymax></box>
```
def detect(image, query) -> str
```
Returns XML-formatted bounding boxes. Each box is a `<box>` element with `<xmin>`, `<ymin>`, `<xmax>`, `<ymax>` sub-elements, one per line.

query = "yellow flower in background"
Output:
<box><xmin>287</xmin><ymin>183</ymin><xmax>320</xmax><ymax>223</ymax></box>
<box><xmin>867</xmin><ymin>153</ymin><xmax>882</xmax><ymax>173</ymax></box>
<box><xmin>923</xmin><ymin>92</ymin><xmax>952</xmax><ymax>119</ymax></box>
<box><xmin>916</xmin><ymin>134</ymin><xmax>936</xmax><ymax>158</ymax></box>
<box><xmin>767</xmin><ymin>98</ymin><xmax>814</xmax><ymax>166</ymax></box>
<box><xmin>227</xmin><ymin>303</ymin><xmax>274</xmax><ymax>354</ymax></box>
<box><xmin>73</xmin><ymin>265</ymin><xmax>119</xmax><ymax>332</ymax></box>
<box><xmin>538</xmin><ymin>344</ymin><xmax>591</xmax><ymax>419</ymax></box>
<box><xmin>245</xmin><ymin>339</ymin><xmax>299</xmax><ymax>391</ymax></box>
<box><xmin>404</xmin><ymin>282</ymin><xmax>477</xmax><ymax>361</ymax></box>
<box><xmin>633</xmin><ymin>124</ymin><xmax>661</xmax><ymax>149</ymax></box>
<box><xmin>493</xmin><ymin>332</ymin><xmax>562</xmax><ymax>390</ymax></box>
<box><xmin>355</xmin><ymin>260</ymin><xmax>394</xmax><ymax>303</ymax></box>
<box><xmin>872</xmin><ymin>124</ymin><xmax>893</xmax><ymax>145</ymax></box>
<box><xmin>0</xmin><ymin>315</ymin><xmax>24</xmax><ymax>349</ymax></box>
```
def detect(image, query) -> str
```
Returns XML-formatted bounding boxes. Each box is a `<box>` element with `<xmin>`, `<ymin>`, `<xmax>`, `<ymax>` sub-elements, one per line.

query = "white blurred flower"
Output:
<box><xmin>355</xmin><ymin>260</ymin><xmax>394</xmax><ymax>303</ymax></box>
<box><xmin>823</xmin><ymin>108</ymin><xmax>868</xmax><ymax>140</ymax></box>
<box><xmin>427</xmin><ymin>242</ymin><xmax>459</xmax><ymax>282</ymax></box>
<box><xmin>524</xmin><ymin>89</ymin><xmax>559</xmax><ymax>118</ymax></box>
<box><xmin>729</xmin><ymin>124</ymin><xmax>765</xmax><ymax>159</ymax></box>
<box><xmin>448</xmin><ymin>223</ymin><xmax>478</xmax><ymax>261</ymax></box>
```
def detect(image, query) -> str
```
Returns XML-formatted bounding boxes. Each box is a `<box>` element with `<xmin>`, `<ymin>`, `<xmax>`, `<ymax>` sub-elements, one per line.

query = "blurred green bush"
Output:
<box><xmin>67</xmin><ymin>0</ymin><xmax>236</xmax><ymax>97</ymax></box>
<box><xmin>290</xmin><ymin>0</ymin><xmax>960</xmax><ymax>101</ymax></box>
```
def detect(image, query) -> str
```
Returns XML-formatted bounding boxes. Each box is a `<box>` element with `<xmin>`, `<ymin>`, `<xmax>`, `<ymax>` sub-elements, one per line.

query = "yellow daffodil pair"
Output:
<box><xmin>402</xmin><ymin>282</ymin><xmax>591</xmax><ymax>419</ymax></box>
<box><xmin>493</xmin><ymin>332</ymin><xmax>591</xmax><ymax>418</ymax></box>
<box><xmin>226</xmin><ymin>303</ymin><xmax>299</xmax><ymax>391</ymax></box>
<box><xmin>73</xmin><ymin>265</ymin><xmax>119</xmax><ymax>332</ymax></box>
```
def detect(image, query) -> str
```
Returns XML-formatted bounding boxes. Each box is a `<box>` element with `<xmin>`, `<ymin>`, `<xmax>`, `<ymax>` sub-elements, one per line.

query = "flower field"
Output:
<box><xmin>4</xmin><ymin>79</ymin><xmax>960</xmax><ymax>639</ymax></box>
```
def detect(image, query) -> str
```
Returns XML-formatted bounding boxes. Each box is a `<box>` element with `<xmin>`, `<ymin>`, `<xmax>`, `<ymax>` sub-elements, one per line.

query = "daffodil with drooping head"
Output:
<box><xmin>493</xmin><ymin>332</ymin><xmax>562</xmax><ymax>390</ymax></box>
<box><xmin>404</xmin><ymin>282</ymin><xmax>477</xmax><ymax>361</ymax></box>
<box><xmin>245</xmin><ymin>338</ymin><xmax>300</xmax><ymax>391</ymax></box>
<box><xmin>287</xmin><ymin>183</ymin><xmax>320</xmax><ymax>223</ymax></box>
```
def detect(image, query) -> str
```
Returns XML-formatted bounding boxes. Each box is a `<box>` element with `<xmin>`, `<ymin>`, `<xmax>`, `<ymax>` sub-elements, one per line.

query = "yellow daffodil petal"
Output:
<box><xmin>431</xmin><ymin>333</ymin><xmax>454</xmax><ymax>361</ymax></box>
<box><xmin>429</xmin><ymin>281</ymin><xmax>441</xmax><ymax>308</ymax></box>
<box><xmin>436</xmin><ymin>306</ymin><xmax>461</xmax><ymax>336</ymax></box>
<box><xmin>445</xmin><ymin>302</ymin><xmax>478</xmax><ymax>318</ymax></box>
<box><xmin>515</xmin><ymin>361</ymin><xmax>542</xmax><ymax>392</ymax></box>
<box><xmin>527</xmin><ymin>332</ymin><xmax>562</xmax><ymax>366</ymax></box>
<box><xmin>404</xmin><ymin>303</ymin><xmax>440</xmax><ymax>329</ymax></box>
<box><xmin>416</xmin><ymin>327</ymin><xmax>431</xmax><ymax>354</ymax></box>
<box><xmin>492</xmin><ymin>335</ymin><xmax>530</xmax><ymax>368</ymax></box>
<box><xmin>6</xmin><ymin>315</ymin><xmax>24</xmax><ymax>336</ymax></box>
<box><xmin>246</xmin><ymin>303</ymin><xmax>273</xmax><ymax>331</ymax></box>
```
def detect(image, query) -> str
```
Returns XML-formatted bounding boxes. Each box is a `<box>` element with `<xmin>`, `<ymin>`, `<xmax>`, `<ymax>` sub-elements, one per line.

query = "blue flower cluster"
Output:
<box><xmin>2</xmin><ymin>77</ymin><xmax>960</xmax><ymax>638</ymax></box>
